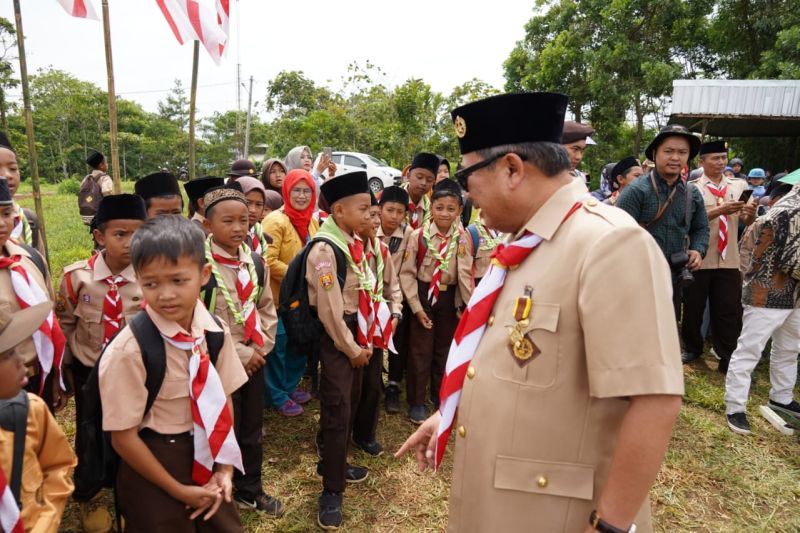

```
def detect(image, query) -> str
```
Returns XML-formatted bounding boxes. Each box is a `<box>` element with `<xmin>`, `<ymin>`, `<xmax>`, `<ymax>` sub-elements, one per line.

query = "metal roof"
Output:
<box><xmin>669</xmin><ymin>79</ymin><xmax>800</xmax><ymax>137</ymax></box>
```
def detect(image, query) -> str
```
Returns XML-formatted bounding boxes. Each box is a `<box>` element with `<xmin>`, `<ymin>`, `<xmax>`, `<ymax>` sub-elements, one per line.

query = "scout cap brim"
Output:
<box><xmin>0</xmin><ymin>302</ymin><xmax>52</xmax><ymax>353</ymax></box>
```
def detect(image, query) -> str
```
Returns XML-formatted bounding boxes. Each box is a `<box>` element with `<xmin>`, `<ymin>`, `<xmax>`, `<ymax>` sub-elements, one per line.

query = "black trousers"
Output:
<box><xmin>232</xmin><ymin>366</ymin><xmax>265</xmax><ymax>500</ymax></box>
<box><xmin>71</xmin><ymin>359</ymin><xmax>96</xmax><ymax>502</ymax></box>
<box><xmin>681</xmin><ymin>268</ymin><xmax>743</xmax><ymax>360</ymax></box>
<box><xmin>319</xmin><ymin>318</ymin><xmax>363</xmax><ymax>493</ymax></box>
<box><xmin>352</xmin><ymin>348</ymin><xmax>383</xmax><ymax>443</ymax></box>
<box><xmin>387</xmin><ymin>301</ymin><xmax>411</xmax><ymax>383</ymax></box>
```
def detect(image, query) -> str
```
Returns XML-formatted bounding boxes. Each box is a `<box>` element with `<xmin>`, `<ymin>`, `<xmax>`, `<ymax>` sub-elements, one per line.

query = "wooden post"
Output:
<box><xmin>188</xmin><ymin>40</ymin><xmax>199</xmax><ymax>181</ymax></box>
<box><xmin>243</xmin><ymin>75</ymin><xmax>253</xmax><ymax>158</ymax></box>
<box><xmin>12</xmin><ymin>0</ymin><xmax>48</xmax><ymax>262</ymax></box>
<box><xmin>101</xmin><ymin>0</ymin><xmax>121</xmax><ymax>193</ymax></box>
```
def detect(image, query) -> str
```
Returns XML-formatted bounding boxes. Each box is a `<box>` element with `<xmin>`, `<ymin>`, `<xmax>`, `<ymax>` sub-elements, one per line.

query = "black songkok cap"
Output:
<box><xmin>95</xmin><ymin>194</ymin><xmax>147</xmax><ymax>225</ymax></box>
<box><xmin>611</xmin><ymin>157</ymin><xmax>641</xmax><ymax>182</ymax></box>
<box><xmin>320</xmin><ymin>171</ymin><xmax>369</xmax><ymax>206</ymax></box>
<box><xmin>370</xmin><ymin>191</ymin><xmax>379</xmax><ymax>207</ymax></box>
<box><xmin>410</xmin><ymin>153</ymin><xmax>440</xmax><ymax>177</ymax></box>
<box><xmin>134</xmin><ymin>172</ymin><xmax>182</xmax><ymax>200</ymax></box>
<box><xmin>0</xmin><ymin>178</ymin><xmax>11</xmax><ymax>205</ymax></box>
<box><xmin>86</xmin><ymin>149</ymin><xmax>104</xmax><ymax>168</ymax></box>
<box><xmin>450</xmin><ymin>92</ymin><xmax>568</xmax><ymax>154</ymax></box>
<box><xmin>379</xmin><ymin>185</ymin><xmax>409</xmax><ymax>206</ymax></box>
<box><xmin>184</xmin><ymin>176</ymin><xmax>225</xmax><ymax>200</ymax></box>
<box><xmin>698</xmin><ymin>140</ymin><xmax>728</xmax><ymax>156</ymax></box>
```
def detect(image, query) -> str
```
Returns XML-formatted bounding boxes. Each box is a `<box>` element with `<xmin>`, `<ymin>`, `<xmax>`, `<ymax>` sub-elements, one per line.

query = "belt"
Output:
<box><xmin>138</xmin><ymin>428</ymin><xmax>192</xmax><ymax>442</ymax></box>
<box><xmin>25</xmin><ymin>362</ymin><xmax>40</xmax><ymax>378</ymax></box>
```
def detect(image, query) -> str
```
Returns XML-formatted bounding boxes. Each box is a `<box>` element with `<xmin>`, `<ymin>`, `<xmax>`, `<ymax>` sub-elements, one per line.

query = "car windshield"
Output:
<box><xmin>366</xmin><ymin>155</ymin><xmax>389</xmax><ymax>167</ymax></box>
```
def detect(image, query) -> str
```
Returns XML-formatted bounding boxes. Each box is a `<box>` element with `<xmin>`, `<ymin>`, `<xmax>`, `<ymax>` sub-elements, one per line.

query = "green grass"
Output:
<box><xmin>19</xmin><ymin>188</ymin><xmax>800</xmax><ymax>532</ymax></box>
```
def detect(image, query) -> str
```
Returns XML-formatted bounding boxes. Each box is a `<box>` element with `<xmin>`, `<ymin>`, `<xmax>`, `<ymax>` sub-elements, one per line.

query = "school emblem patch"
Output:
<box><xmin>320</xmin><ymin>273</ymin><xmax>334</xmax><ymax>291</ymax></box>
<box><xmin>56</xmin><ymin>294</ymin><xmax>67</xmax><ymax>313</ymax></box>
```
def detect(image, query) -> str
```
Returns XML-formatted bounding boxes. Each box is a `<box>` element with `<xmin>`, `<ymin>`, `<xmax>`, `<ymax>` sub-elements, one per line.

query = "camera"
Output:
<box><xmin>669</xmin><ymin>250</ymin><xmax>694</xmax><ymax>288</ymax></box>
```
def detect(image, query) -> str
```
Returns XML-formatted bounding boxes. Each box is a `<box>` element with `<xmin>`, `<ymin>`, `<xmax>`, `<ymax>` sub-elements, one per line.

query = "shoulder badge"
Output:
<box><xmin>55</xmin><ymin>293</ymin><xmax>67</xmax><ymax>313</ymax></box>
<box><xmin>319</xmin><ymin>273</ymin><xmax>334</xmax><ymax>291</ymax></box>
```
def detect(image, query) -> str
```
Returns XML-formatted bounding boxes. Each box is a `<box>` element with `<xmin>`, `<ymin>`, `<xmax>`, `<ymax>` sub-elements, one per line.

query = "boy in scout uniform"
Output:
<box><xmin>0</xmin><ymin>301</ymin><xmax>77</xmax><ymax>533</ymax></box>
<box><xmin>398</xmin><ymin>92</ymin><xmax>684</xmax><ymax>533</ymax></box>
<box><xmin>184</xmin><ymin>176</ymin><xmax>225</xmax><ymax>235</ymax></box>
<box><xmin>0</xmin><ymin>132</ymin><xmax>45</xmax><ymax>256</ymax></box>
<box><xmin>99</xmin><ymin>216</ymin><xmax>247</xmax><ymax>532</ymax></box>
<box><xmin>57</xmin><ymin>194</ymin><xmax>146</xmax><ymax>532</ymax></box>
<box><xmin>0</xmin><ymin>178</ymin><xmax>66</xmax><ymax>412</ymax></box>
<box><xmin>466</xmin><ymin>213</ymin><xmax>503</xmax><ymax>285</ymax></box>
<box><xmin>400</xmin><ymin>153</ymin><xmax>439</xmax><ymax>230</ymax></box>
<box><xmin>307</xmin><ymin>171</ymin><xmax>373</xmax><ymax>530</ymax></box>
<box><xmin>680</xmin><ymin>140</ymin><xmax>756</xmax><ymax>372</ymax></box>
<box><xmin>399</xmin><ymin>179</ymin><xmax>473</xmax><ymax>425</ymax></box>
<box><xmin>134</xmin><ymin>171</ymin><xmax>184</xmax><ymax>218</ymax></box>
<box><xmin>201</xmin><ymin>186</ymin><xmax>283</xmax><ymax>517</ymax></box>
<box><xmin>376</xmin><ymin>185</ymin><xmax>412</xmax><ymax>413</ymax></box>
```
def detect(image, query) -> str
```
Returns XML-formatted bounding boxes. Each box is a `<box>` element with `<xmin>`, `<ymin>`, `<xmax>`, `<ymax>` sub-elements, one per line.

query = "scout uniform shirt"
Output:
<box><xmin>207</xmin><ymin>242</ymin><xmax>277</xmax><ymax>364</ymax></box>
<box><xmin>0</xmin><ymin>241</ymin><xmax>55</xmax><ymax>367</ymax></box>
<box><xmin>367</xmin><ymin>238</ymin><xmax>404</xmax><ymax>317</ymax></box>
<box><xmin>56</xmin><ymin>253</ymin><xmax>142</xmax><ymax>367</ymax></box>
<box><xmin>191</xmin><ymin>212</ymin><xmax>211</xmax><ymax>236</ymax></box>
<box><xmin>400</xmin><ymin>183</ymin><xmax>430</xmax><ymax>229</ymax></box>
<box><xmin>305</xmin><ymin>233</ymin><xmax>364</xmax><ymax>359</ymax></box>
<box><xmin>0</xmin><ymin>394</ymin><xmax>77</xmax><ymax>532</ymax></box>
<box><xmin>376</xmin><ymin>224</ymin><xmax>412</xmax><ymax>274</ymax></box>
<box><xmin>447</xmin><ymin>179</ymin><xmax>684</xmax><ymax>533</ymax></box>
<box><xmin>399</xmin><ymin>224</ymin><xmax>473</xmax><ymax>314</ymax></box>
<box><xmin>695</xmin><ymin>174</ymin><xmax>748</xmax><ymax>270</ymax></box>
<box><xmin>99</xmin><ymin>301</ymin><xmax>248</xmax><ymax>434</ymax></box>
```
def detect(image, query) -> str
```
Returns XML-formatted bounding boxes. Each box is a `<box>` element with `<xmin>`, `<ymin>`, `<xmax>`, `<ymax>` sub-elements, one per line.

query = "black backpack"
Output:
<box><xmin>76</xmin><ymin>310</ymin><xmax>224</xmax><ymax>502</ymax></box>
<box><xmin>278</xmin><ymin>237</ymin><xmax>346</xmax><ymax>354</ymax></box>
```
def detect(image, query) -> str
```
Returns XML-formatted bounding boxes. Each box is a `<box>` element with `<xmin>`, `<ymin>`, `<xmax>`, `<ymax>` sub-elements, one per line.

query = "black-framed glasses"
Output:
<box><xmin>454</xmin><ymin>152</ymin><xmax>526</xmax><ymax>191</ymax></box>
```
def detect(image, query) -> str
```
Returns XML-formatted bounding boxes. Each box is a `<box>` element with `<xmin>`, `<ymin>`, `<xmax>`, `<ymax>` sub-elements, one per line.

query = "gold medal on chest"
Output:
<box><xmin>716</xmin><ymin>197</ymin><xmax>724</xmax><ymax>206</ymax></box>
<box><xmin>506</xmin><ymin>286</ymin><xmax>540</xmax><ymax>366</ymax></box>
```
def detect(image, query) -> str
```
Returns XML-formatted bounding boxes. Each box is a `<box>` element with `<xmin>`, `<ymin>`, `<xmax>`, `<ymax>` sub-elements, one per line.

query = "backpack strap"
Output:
<box><xmin>64</xmin><ymin>269</ymin><xmax>78</xmax><ymax>306</ymax></box>
<box><xmin>201</xmin><ymin>275</ymin><xmax>218</xmax><ymax>312</ymax></box>
<box><xmin>22</xmin><ymin>208</ymin><xmax>39</xmax><ymax>249</ymax></box>
<box><xmin>0</xmin><ymin>390</ymin><xmax>29</xmax><ymax>504</ymax></box>
<box><xmin>388</xmin><ymin>236</ymin><xmax>403</xmax><ymax>255</ymax></box>
<box><xmin>127</xmin><ymin>311</ymin><xmax>168</xmax><ymax>416</ymax></box>
<box><xmin>206</xmin><ymin>314</ymin><xmax>225</xmax><ymax>365</ymax></box>
<box><xmin>466</xmin><ymin>224</ymin><xmax>480</xmax><ymax>258</ymax></box>
<box><xmin>251</xmin><ymin>251</ymin><xmax>265</xmax><ymax>299</ymax></box>
<box><xmin>18</xmin><ymin>242</ymin><xmax>47</xmax><ymax>279</ymax></box>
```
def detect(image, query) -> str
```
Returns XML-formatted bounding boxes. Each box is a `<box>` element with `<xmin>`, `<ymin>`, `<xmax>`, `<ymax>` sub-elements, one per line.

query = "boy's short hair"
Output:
<box><xmin>431</xmin><ymin>178</ymin><xmax>464</xmax><ymax>206</ymax></box>
<box><xmin>130</xmin><ymin>215</ymin><xmax>205</xmax><ymax>271</ymax></box>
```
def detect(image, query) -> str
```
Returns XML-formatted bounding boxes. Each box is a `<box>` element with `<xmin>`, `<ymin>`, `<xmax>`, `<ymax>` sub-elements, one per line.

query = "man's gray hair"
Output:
<box><xmin>476</xmin><ymin>142</ymin><xmax>571</xmax><ymax>177</ymax></box>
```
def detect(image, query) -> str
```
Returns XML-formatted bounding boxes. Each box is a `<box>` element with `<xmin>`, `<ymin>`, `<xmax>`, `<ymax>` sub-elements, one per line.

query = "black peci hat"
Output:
<box><xmin>95</xmin><ymin>194</ymin><xmax>147</xmax><ymax>225</ymax></box>
<box><xmin>611</xmin><ymin>156</ymin><xmax>641</xmax><ymax>182</ymax></box>
<box><xmin>134</xmin><ymin>172</ymin><xmax>181</xmax><ymax>200</ymax></box>
<box><xmin>184</xmin><ymin>176</ymin><xmax>225</xmax><ymax>200</ymax></box>
<box><xmin>379</xmin><ymin>185</ymin><xmax>409</xmax><ymax>206</ymax></box>
<box><xmin>320</xmin><ymin>171</ymin><xmax>370</xmax><ymax>206</ymax></box>
<box><xmin>645</xmin><ymin>125</ymin><xmax>701</xmax><ymax>161</ymax></box>
<box><xmin>698</xmin><ymin>139</ymin><xmax>728</xmax><ymax>157</ymax></box>
<box><xmin>86</xmin><ymin>149</ymin><xmax>105</xmax><ymax>168</ymax></box>
<box><xmin>410</xmin><ymin>153</ymin><xmax>440</xmax><ymax>177</ymax></box>
<box><xmin>450</xmin><ymin>92</ymin><xmax>568</xmax><ymax>155</ymax></box>
<box><xmin>0</xmin><ymin>177</ymin><xmax>12</xmax><ymax>205</ymax></box>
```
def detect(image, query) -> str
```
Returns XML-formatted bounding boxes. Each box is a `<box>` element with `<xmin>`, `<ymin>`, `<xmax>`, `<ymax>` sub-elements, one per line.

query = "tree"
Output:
<box><xmin>0</xmin><ymin>17</ymin><xmax>17</xmax><ymax>132</ymax></box>
<box><xmin>157</xmin><ymin>79</ymin><xmax>190</xmax><ymax>131</ymax></box>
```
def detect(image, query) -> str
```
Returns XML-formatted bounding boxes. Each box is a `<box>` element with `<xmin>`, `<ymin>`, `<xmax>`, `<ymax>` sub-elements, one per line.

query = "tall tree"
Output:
<box><xmin>0</xmin><ymin>17</ymin><xmax>17</xmax><ymax>132</ymax></box>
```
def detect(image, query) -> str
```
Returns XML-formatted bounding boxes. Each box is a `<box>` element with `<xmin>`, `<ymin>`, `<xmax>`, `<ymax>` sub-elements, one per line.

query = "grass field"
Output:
<box><xmin>14</xmin><ymin>182</ymin><xmax>800</xmax><ymax>532</ymax></box>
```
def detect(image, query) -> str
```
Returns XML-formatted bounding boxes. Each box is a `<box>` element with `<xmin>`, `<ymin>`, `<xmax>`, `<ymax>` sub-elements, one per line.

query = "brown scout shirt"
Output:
<box><xmin>470</xmin><ymin>222</ymin><xmax>503</xmax><ymax>280</ymax></box>
<box><xmin>57</xmin><ymin>253</ymin><xmax>142</xmax><ymax>367</ymax></box>
<box><xmin>208</xmin><ymin>241</ymin><xmax>277</xmax><ymax>365</ymax></box>
<box><xmin>377</xmin><ymin>224</ymin><xmax>412</xmax><ymax>274</ymax></box>
<box><xmin>696</xmin><ymin>174</ymin><xmax>748</xmax><ymax>270</ymax></box>
<box><xmin>0</xmin><ymin>241</ymin><xmax>55</xmax><ymax>366</ymax></box>
<box><xmin>191</xmin><ymin>212</ymin><xmax>211</xmax><ymax>236</ymax></box>
<box><xmin>447</xmin><ymin>179</ymin><xmax>684</xmax><ymax>533</ymax></box>
<box><xmin>399</xmin><ymin>223</ymin><xmax>473</xmax><ymax>314</ymax></box>
<box><xmin>99</xmin><ymin>301</ymin><xmax>248</xmax><ymax>434</ymax></box>
<box><xmin>367</xmin><ymin>239</ymin><xmax>403</xmax><ymax>316</ymax></box>
<box><xmin>0</xmin><ymin>394</ymin><xmax>76</xmax><ymax>532</ymax></box>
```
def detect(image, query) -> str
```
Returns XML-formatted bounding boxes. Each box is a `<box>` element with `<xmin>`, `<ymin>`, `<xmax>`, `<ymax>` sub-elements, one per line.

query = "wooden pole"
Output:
<box><xmin>243</xmin><ymin>75</ymin><xmax>253</xmax><ymax>158</ymax></box>
<box><xmin>188</xmin><ymin>40</ymin><xmax>199</xmax><ymax>181</ymax></box>
<box><xmin>101</xmin><ymin>0</ymin><xmax>121</xmax><ymax>193</ymax></box>
<box><xmin>12</xmin><ymin>0</ymin><xmax>48</xmax><ymax>263</ymax></box>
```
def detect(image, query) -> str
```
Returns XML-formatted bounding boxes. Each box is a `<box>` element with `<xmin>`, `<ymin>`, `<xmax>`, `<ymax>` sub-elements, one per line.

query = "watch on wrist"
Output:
<box><xmin>391</xmin><ymin>312</ymin><xmax>402</xmax><ymax>321</ymax></box>
<box><xmin>589</xmin><ymin>510</ymin><xmax>636</xmax><ymax>533</ymax></box>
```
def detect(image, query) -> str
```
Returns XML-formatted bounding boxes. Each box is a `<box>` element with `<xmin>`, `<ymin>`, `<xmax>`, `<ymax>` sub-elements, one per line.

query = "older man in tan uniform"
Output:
<box><xmin>398</xmin><ymin>92</ymin><xmax>684</xmax><ymax>533</ymax></box>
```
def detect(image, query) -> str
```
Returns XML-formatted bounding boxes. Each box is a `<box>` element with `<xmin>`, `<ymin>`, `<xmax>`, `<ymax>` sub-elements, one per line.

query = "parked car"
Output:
<box><xmin>314</xmin><ymin>151</ymin><xmax>402</xmax><ymax>193</ymax></box>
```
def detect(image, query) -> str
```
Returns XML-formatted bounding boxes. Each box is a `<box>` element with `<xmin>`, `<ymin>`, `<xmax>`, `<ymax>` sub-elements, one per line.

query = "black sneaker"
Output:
<box><xmin>727</xmin><ymin>412</ymin><xmax>751</xmax><ymax>435</ymax></box>
<box><xmin>385</xmin><ymin>384</ymin><xmax>401</xmax><ymax>414</ymax></box>
<box><xmin>768</xmin><ymin>399</ymin><xmax>800</xmax><ymax>418</ymax></box>
<box><xmin>352</xmin><ymin>438</ymin><xmax>384</xmax><ymax>457</ymax></box>
<box><xmin>317</xmin><ymin>490</ymin><xmax>342</xmax><ymax>530</ymax></box>
<box><xmin>234</xmin><ymin>492</ymin><xmax>285</xmax><ymax>518</ymax></box>
<box><xmin>316</xmin><ymin>462</ymin><xmax>369</xmax><ymax>483</ymax></box>
<box><xmin>408</xmin><ymin>404</ymin><xmax>427</xmax><ymax>425</ymax></box>
<box><xmin>681</xmin><ymin>351</ymin><xmax>701</xmax><ymax>364</ymax></box>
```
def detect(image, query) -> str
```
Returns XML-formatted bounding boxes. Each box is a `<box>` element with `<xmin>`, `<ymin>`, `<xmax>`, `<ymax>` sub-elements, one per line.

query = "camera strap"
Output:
<box><xmin>644</xmin><ymin>172</ymin><xmax>679</xmax><ymax>229</ymax></box>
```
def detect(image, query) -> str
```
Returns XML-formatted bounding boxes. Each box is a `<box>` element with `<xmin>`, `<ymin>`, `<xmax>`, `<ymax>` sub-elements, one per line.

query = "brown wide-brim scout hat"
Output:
<box><xmin>645</xmin><ymin>124</ymin><xmax>701</xmax><ymax>161</ymax></box>
<box><xmin>0</xmin><ymin>301</ymin><xmax>52</xmax><ymax>353</ymax></box>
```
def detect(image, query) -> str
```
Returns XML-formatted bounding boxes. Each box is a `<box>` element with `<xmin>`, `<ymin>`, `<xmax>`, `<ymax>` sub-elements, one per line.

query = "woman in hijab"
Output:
<box><xmin>261</xmin><ymin>158</ymin><xmax>288</xmax><ymax>194</ymax></box>
<box><xmin>284</xmin><ymin>145</ymin><xmax>336</xmax><ymax>184</ymax></box>
<box><xmin>262</xmin><ymin>169</ymin><xmax>320</xmax><ymax>416</ymax></box>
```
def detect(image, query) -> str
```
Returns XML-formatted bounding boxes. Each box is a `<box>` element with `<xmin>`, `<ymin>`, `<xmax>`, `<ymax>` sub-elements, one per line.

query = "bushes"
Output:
<box><xmin>57</xmin><ymin>177</ymin><xmax>81</xmax><ymax>195</ymax></box>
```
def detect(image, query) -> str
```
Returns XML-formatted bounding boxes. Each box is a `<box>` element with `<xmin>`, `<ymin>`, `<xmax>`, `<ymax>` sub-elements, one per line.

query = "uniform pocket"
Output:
<box><xmin>492</xmin><ymin>302</ymin><xmax>560</xmax><ymax>388</ymax></box>
<box><xmin>22</xmin><ymin>460</ymin><xmax>45</xmax><ymax>506</ymax></box>
<box><xmin>493</xmin><ymin>455</ymin><xmax>594</xmax><ymax>500</ymax></box>
<box><xmin>74</xmin><ymin>302</ymin><xmax>105</xmax><ymax>350</ymax></box>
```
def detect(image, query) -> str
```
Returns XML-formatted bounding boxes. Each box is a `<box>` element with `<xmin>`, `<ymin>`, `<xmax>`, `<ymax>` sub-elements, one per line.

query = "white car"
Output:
<box><xmin>314</xmin><ymin>151</ymin><xmax>402</xmax><ymax>193</ymax></box>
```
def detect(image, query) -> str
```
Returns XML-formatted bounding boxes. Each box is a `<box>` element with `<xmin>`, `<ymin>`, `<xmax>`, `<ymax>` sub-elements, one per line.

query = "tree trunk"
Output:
<box><xmin>634</xmin><ymin>95</ymin><xmax>644</xmax><ymax>157</ymax></box>
<box><xmin>0</xmin><ymin>88</ymin><xmax>7</xmax><ymax>132</ymax></box>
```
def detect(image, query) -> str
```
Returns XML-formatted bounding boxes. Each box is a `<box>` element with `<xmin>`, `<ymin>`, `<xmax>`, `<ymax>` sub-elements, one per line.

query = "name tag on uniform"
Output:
<box><xmin>439</xmin><ymin>283</ymin><xmax>448</xmax><ymax>292</ymax></box>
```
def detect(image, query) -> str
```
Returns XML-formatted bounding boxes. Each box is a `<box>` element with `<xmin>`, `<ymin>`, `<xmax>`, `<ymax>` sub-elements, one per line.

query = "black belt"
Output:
<box><xmin>138</xmin><ymin>428</ymin><xmax>192</xmax><ymax>442</ymax></box>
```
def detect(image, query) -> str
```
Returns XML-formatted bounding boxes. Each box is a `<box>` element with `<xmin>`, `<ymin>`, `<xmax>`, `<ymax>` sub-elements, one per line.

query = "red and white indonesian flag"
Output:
<box><xmin>56</xmin><ymin>0</ymin><xmax>99</xmax><ymax>20</ymax></box>
<box><xmin>155</xmin><ymin>0</ymin><xmax>229</xmax><ymax>65</ymax></box>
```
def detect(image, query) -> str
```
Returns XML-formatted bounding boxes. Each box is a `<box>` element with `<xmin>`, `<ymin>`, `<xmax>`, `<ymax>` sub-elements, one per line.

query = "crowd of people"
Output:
<box><xmin>0</xmin><ymin>89</ymin><xmax>798</xmax><ymax>533</ymax></box>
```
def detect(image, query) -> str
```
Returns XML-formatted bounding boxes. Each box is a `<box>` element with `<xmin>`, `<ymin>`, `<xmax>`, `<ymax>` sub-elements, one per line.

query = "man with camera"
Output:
<box><xmin>680</xmin><ymin>140</ymin><xmax>756</xmax><ymax>372</ymax></box>
<box><xmin>616</xmin><ymin>125</ymin><xmax>709</xmax><ymax>318</ymax></box>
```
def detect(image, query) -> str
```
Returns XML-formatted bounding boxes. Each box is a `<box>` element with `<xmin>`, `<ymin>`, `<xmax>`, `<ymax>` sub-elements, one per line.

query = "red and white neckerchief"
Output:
<box><xmin>247</xmin><ymin>231</ymin><xmax>262</xmax><ymax>256</ymax></box>
<box><xmin>210</xmin><ymin>252</ymin><xmax>264</xmax><ymax>348</ymax></box>
<box><xmin>408</xmin><ymin>201</ymin><xmax>420</xmax><ymax>230</ymax></box>
<box><xmin>428</xmin><ymin>235</ymin><xmax>448</xmax><ymax>305</ymax></box>
<box><xmin>435</xmin><ymin>201</ymin><xmax>583</xmax><ymax>469</ymax></box>
<box><xmin>88</xmin><ymin>254</ymin><xmax>129</xmax><ymax>347</ymax></box>
<box><xmin>160</xmin><ymin>323</ymin><xmax>243</xmax><ymax>485</ymax></box>
<box><xmin>0</xmin><ymin>463</ymin><xmax>23</xmax><ymax>533</ymax></box>
<box><xmin>365</xmin><ymin>242</ymin><xmax>397</xmax><ymax>353</ymax></box>
<box><xmin>0</xmin><ymin>255</ymin><xmax>65</xmax><ymax>394</ymax></box>
<box><xmin>351</xmin><ymin>237</ymin><xmax>374</xmax><ymax>350</ymax></box>
<box><xmin>705</xmin><ymin>181</ymin><xmax>729</xmax><ymax>259</ymax></box>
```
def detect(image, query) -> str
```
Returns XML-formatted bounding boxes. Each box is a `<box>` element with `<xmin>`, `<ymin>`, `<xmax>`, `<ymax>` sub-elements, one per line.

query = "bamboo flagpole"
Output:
<box><xmin>101</xmin><ymin>0</ymin><xmax>121</xmax><ymax>193</ymax></box>
<box><xmin>12</xmin><ymin>0</ymin><xmax>49</xmax><ymax>263</ymax></box>
<box><xmin>188</xmin><ymin>41</ymin><xmax>199</xmax><ymax>181</ymax></box>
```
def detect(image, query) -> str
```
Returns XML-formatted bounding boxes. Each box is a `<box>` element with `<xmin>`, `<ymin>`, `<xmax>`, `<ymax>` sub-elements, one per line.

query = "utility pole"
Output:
<box><xmin>243</xmin><ymin>76</ymin><xmax>253</xmax><ymax>158</ymax></box>
<box><xmin>188</xmin><ymin>41</ymin><xmax>200</xmax><ymax>181</ymax></box>
<box><xmin>101</xmin><ymin>0</ymin><xmax>121</xmax><ymax>193</ymax></box>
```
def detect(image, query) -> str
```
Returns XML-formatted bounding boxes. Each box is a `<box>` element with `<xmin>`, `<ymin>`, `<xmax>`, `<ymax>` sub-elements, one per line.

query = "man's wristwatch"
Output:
<box><xmin>391</xmin><ymin>312</ymin><xmax>402</xmax><ymax>321</ymax></box>
<box><xmin>589</xmin><ymin>510</ymin><xmax>636</xmax><ymax>533</ymax></box>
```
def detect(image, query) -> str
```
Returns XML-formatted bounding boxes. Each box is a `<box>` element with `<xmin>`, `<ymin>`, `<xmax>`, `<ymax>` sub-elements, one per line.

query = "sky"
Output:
<box><xmin>0</xmin><ymin>0</ymin><xmax>536</xmax><ymax>119</ymax></box>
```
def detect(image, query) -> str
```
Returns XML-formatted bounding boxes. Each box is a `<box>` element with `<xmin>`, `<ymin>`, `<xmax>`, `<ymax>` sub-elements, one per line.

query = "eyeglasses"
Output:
<box><xmin>290</xmin><ymin>188</ymin><xmax>313</xmax><ymax>197</ymax></box>
<box><xmin>454</xmin><ymin>152</ymin><xmax>526</xmax><ymax>191</ymax></box>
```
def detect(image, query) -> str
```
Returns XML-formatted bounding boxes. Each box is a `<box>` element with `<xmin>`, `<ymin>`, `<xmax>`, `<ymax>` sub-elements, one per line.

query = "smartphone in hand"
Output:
<box><xmin>738</xmin><ymin>189</ymin><xmax>753</xmax><ymax>203</ymax></box>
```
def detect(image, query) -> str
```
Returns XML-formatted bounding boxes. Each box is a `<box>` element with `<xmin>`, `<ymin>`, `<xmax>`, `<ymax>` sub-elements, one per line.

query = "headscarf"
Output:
<box><xmin>261</xmin><ymin>158</ymin><xmax>287</xmax><ymax>193</ymax></box>
<box><xmin>237</xmin><ymin>176</ymin><xmax>267</xmax><ymax>199</ymax></box>
<box><xmin>282</xmin><ymin>169</ymin><xmax>317</xmax><ymax>243</ymax></box>
<box><xmin>284</xmin><ymin>145</ymin><xmax>312</xmax><ymax>172</ymax></box>
<box><xmin>263</xmin><ymin>190</ymin><xmax>283</xmax><ymax>211</ymax></box>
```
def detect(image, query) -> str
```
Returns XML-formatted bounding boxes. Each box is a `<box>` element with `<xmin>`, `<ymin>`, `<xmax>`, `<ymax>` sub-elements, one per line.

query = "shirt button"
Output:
<box><xmin>537</xmin><ymin>476</ymin><xmax>548</xmax><ymax>488</ymax></box>
<box><xmin>488</xmin><ymin>316</ymin><xmax>494</xmax><ymax>326</ymax></box>
<box><xmin>132</xmin><ymin>296</ymin><xmax>141</xmax><ymax>302</ymax></box>
<box><xmin>466</xmin><ymin>366</ymin><xmax>476</xmax><ymax>379</ymax></box>
<box><xmin>458</xmin><ymin>425</ymin><xmax>466</xmax><ymax>438</ymax></box>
